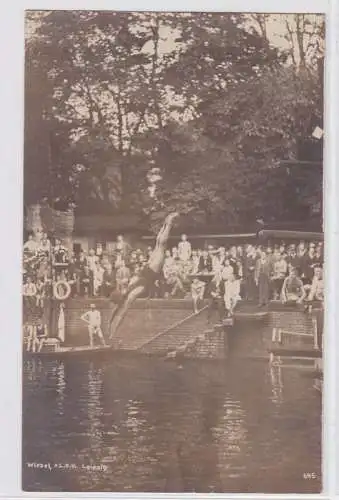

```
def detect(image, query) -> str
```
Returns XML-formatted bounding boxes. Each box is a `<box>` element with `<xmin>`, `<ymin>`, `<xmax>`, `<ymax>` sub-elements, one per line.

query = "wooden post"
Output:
<box><xmin>278</xmin><ymin>328</ymin><xmax>282</xmax><ymax>344</ymax></box>
<box><xmin>272</xmin><ymin>327</ymin><xmax>277</xmax><ymax>342</ymax></box>
<box><xmin>312</xmin><ymin>316</ymin><xmax>319</xmax><ymax>349</ymax></box>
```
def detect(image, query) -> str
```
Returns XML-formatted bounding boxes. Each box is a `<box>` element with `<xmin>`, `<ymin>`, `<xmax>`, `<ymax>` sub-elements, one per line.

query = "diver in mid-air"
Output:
<box><xmin>109</xmin><ymin>212</ymin><xmax>180</xmax><ymax>341</ymax></box>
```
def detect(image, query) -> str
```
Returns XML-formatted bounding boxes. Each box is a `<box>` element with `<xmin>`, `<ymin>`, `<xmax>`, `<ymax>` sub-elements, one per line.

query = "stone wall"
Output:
<box><xmin>228</xmin><ymin>304</ymin><xmax>322</xmax><ymax>358</ymax></box>
<box><xmin>51</xmin><ymin>298</ymin><xmax>323</xmax><ymax>359</ymax></box>
<box><xmin>60</xmin><ymin>298</ymin><xmax>198</xmax><ymax>348</ymax></box>
<box><xmin>171</xmin><ymin>325</ymin><xmax>228</xmax><ymax>360</ymax></box>
<box><xmin>140</xmin><ymin>306</ymin><xmax>210</xmax><ymax>355</ymax></box>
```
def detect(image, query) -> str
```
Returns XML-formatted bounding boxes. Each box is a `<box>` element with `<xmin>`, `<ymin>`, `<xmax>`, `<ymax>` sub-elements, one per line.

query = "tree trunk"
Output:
<box><xmin>151</xmin><ymin>16</ymin><xmax>163</xmax><ymax>130</ymax></box>
<box><xmin>296</xmin><ymin>14</ymin><xmax>306</xmax><ymax>69</ymax></box>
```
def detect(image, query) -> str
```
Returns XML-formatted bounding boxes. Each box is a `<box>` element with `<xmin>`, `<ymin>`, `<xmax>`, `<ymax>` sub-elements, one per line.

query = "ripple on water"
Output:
<box><xmin>22</xmin><ymin>356</ymin><xmax>321</xmax><ymax>493</ymax></box>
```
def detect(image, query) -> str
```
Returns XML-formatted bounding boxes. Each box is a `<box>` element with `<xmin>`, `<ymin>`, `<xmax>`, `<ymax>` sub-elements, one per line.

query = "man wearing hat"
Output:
<box><xmin>81</xmin><ymin>303</ymin><xmax>106</xmax><ymax>348</ymax></box>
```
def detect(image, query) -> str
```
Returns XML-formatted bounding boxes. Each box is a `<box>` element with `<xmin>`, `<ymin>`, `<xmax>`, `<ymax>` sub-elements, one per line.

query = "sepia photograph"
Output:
<box><xmin>22</xmin><ymin>10</ymin><xmax>324</xmax><ymax>493</ymax></box>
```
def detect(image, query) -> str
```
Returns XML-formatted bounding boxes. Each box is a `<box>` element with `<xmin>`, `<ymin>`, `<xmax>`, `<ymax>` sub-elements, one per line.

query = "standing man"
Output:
<box><xmin>271</xmin><ymin>252</ymin><xmax>288</xmax><ymax>300</ymax></box>
<box><xmin>103</xmin><ymin>263</ymin><xmax>116</xmax><ymax>298</ymax></box>
<box><xmin>243</xmin><ymin>245</ymin><xmax>257</xmax><ymax>301</ymax></box>
<box><xmin>207</xmin><ymin>273</ymin><xmax>225</xmax><ymax>325</ymax></box>
<box><xmin>79</xmin><ymin>265</ymin><xmax>93</xmax><ymax>297</ymax></box>
<box><xmin>191</xmin><ymin>277</ymin><xmax>206</xmax><ymax>314</ymax></box>
<box><xmin>178</xmin><ymin>234</ymin><xmax>192</xmax><ymax>262</ymax></box>
<box><xmin>255</xmin><ymin>252</ymin><xmax>271</xmax><ymax>307</ymax></box>
<box><xmin>198</xmin><ymin>249</ymin><xmax>213</xmax><ymax>274</ymax></box>
<box><xmin>35</xmin><ymin>320</ymin><xmax>49</xmax><ymax>352</ymax></box>
<box><xmin>81</xmin><ymin>304</ymin><xmax>107</xmax><ymax>348</ymax></box>
<box><xmin>116</xmin><ymin>260</ymin><xmax>131</xmax><ymax>295</ymax></box>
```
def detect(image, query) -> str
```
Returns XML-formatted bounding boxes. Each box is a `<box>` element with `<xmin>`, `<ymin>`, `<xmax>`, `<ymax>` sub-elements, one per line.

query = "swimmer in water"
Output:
<box><xmin>109</xmin><ymin>212</ymin><xmax>180</xmax><ymax>341</ymax></box>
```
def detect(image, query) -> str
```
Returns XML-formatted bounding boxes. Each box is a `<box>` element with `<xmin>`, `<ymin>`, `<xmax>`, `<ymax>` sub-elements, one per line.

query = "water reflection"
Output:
<box><xmin>22</xmin><ymin>355</ymin><xmax>321</xmax><ymax>493</ymax></box>
<box><xmin>212</xmin><ymin>398</ymin><xmax>248</xmax><ymax>483</ymax></box>
<box><xmin>85</xmin><ymin>363</ymin><xmax>103</xmax><ymax>455</ymax></box>
<box><xmin>269</xmin><ymin>363</ymin><xmax>284</xmax><ymax>406</ymax></box>
<box><xmin>56</xmin><ymin>362</ymin><xmax>65</xmax><ymax>415</ymax></box>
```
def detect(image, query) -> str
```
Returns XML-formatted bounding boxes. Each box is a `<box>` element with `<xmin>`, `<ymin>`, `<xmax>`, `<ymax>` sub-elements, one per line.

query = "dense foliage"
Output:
<box><xmin>24</xmin><ymin>12</ymin><xmax>324</xmax><ymax>230</ymax></box>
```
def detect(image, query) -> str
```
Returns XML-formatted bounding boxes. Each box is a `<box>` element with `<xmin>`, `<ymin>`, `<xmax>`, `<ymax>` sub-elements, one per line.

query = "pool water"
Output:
<box><xmin>22</xmin><ymin>354</ymin><xmax>322</xmax><ymax>493</ymax></box>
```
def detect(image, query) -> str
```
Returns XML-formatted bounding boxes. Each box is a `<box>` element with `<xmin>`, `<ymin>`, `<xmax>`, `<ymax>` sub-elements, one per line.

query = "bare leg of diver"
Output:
<box><xmin>148</xmin><ymin>212</ymin><xmax>179</xmax><ymax>273</ymax></box>
<box><xmin>109</xmin><ymin>286</ymin><xmax>145</xmax><ymax>341</ymax></box>
<box><xmin>109</xmin><ymin>212</ymin><xmax>179</xmax><ymax>342</ymax></box>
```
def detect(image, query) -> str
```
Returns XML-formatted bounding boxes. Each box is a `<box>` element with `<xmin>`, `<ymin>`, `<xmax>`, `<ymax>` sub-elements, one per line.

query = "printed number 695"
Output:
<box><xmin>303</xmin><ymin>472</ymin><xmax>317</xmax><ymax>480</ymax></box>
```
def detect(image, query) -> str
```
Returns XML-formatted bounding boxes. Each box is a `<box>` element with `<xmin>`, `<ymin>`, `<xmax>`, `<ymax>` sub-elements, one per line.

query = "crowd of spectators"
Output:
<box><xmin>23</xmin><ymin>230</ymin><xmax>324</xmax><ymax>322</ymax></box>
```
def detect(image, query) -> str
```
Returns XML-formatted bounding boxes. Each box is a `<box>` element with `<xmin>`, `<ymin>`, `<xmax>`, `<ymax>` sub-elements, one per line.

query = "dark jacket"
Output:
<box><xmin>207</xmin><ymin>279</ymin><xmax>225</xmax><ymax>299</ymax></box>
<box><xmin>103</xmin><ymin>270</ymin><xmax>116</xmax><ymax>288</ymax></box>
<box><xmin>198</xmin><ymin>255</ymin><xmax>213</xmax><ymax>273</ymax></box>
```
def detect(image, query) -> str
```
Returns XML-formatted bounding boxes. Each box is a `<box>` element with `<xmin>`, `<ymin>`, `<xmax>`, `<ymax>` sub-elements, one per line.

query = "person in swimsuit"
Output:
<box><xmin>109</xmin><ymin>212</ymin><xmax>179</xmax><ymax>340</ymax></box>
<box><xmin>35</xmin><ymin>320</ymin><xmax>48</xmax><ymax>353</ymax></box>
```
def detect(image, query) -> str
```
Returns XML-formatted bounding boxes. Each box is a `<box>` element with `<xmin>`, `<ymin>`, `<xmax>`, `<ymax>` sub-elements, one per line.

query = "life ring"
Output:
<box><xmin>53</xmin><ymin>280</ymin><xmax>71</xmax><ymax>301</ymax></box>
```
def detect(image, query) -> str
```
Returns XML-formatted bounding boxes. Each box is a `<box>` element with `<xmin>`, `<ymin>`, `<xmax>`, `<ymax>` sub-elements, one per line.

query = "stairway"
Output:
<box><xmin>112</xmin><ymin>308</ymin><xmax>190</xmax><ymax>350</ymax></box>
<box><xmin>139</xmin><ymin>306</ymin><xmax>209</xmax><ymax>354</ymax></box>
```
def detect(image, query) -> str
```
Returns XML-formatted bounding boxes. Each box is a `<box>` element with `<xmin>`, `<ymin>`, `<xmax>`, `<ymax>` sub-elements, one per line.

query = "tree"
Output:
<box><xmin>24</xmin><ymin>11</ymin><xmax>324</xmax><ymax>230</ymax></box>
<box><xmin>147</xmin><ymin>64</ymin><xmax>323</xmax><ymax>230</ymax></box>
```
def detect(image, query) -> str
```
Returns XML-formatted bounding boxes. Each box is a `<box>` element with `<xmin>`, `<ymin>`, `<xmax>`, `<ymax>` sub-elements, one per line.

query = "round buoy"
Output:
<box><xmin>53</xmin><ymin>280</ymin><xmax>71</xmax><ymax>301</ymax></box>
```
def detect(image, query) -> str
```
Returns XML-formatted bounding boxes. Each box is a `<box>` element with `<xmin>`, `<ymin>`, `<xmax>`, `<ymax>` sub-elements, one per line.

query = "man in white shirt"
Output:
<box><xmin>23</xmin><ymin>276</ymin><xmax>37</xmax><ymax>314</ymax></box>
<box><xmin>23</xmin><ymin>276</ymin><xmax>37</xmax><ymax>297</ymax></box>
<box><xmin>38</xmin><ymin>233</ymin><xmax>51</xmax><ymax>255</ymax></box>
<box><xmin>23</xmin><ymin>234</ymin><xmax>37</xmax><ymax>254</ymax></box>
<box><xmin>308</xmin><ymin>267</ymin><xmax>324</xmax><ymax>303</ymax></box>
<box><xmin>81</xmin><ymin>304</ymin><xmax>106</xmax><ymax>347</ymax></box>
<box><xmin>93</xmin><ymin>262</ymin><xmax>105</xmax><ymax>296</ymax></box>
<box><xmin>87</xmin><ymin>248</ymin><xmax>99</xmax><ymax>272</ymax></box>
<box><xmin>178</xmin><ymin>234</ymin><xmax>192</xmax><ymax>261</ymax></box>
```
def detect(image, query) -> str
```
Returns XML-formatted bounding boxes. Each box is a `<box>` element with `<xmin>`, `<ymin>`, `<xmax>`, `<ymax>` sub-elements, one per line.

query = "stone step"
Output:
<box><xmin>113</xmin><ymin>309</ymin><xmax>191</xmax><ymax>350</ymax></box>
<box><xmin>142</xmin><ymin>308</ymin><xmax>209</xmax><ymax>354</ymax></box>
